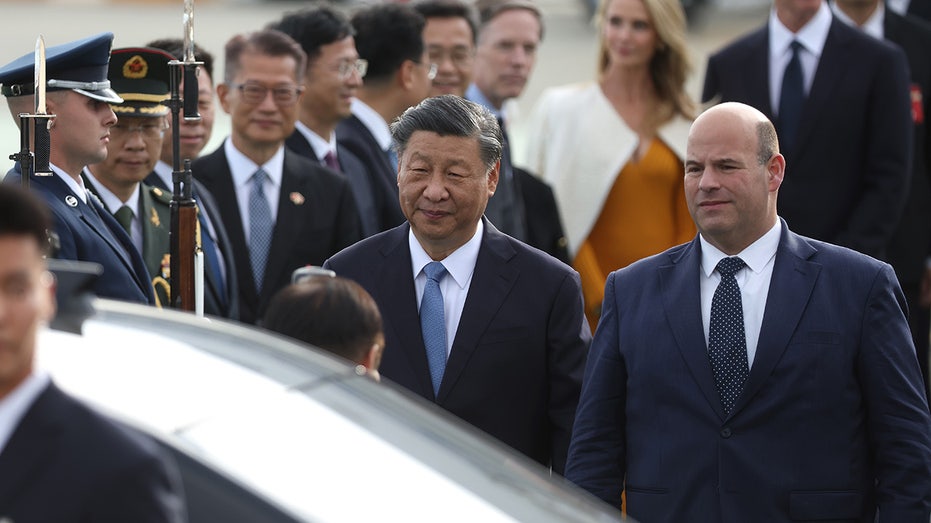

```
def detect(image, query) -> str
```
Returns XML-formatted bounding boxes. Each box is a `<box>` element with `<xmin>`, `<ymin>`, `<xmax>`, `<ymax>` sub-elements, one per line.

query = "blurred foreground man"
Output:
<box><xmin>566</xmin><ymin>103</ymin><xmax>931</xmax><ymax>522</ymax></box>
<box><xmin>0</xmin><ymin>184</ymin><xmax>186</xmax><ymax>522</ymax></box>
<box><xmin>325</xmin><ymin>96</ymin><xmax>590</xmax><ymax>472</ymax></box>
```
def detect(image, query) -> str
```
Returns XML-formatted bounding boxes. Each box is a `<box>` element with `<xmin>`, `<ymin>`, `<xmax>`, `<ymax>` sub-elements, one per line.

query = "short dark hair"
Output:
<box><xmin>268</xmin><ymin>5</ymin><xmax>355</xmax><ymax>65</ymax></box>
<box><xmin>145</xmin><ymin>38</ymin><xmax>215</xmax><ymax>80</ymax></box>
<box><xmin>474</xmin><ymin>0</ymin><xmax>544</xmax><ymax>40</ymax></box>
<box><xmin>223</xmin><ymin>30</ymin><xmax>307</xmax><ymax>85</ymax></box>
<box><xmin>391</xmin><ymin>95</ymin><xmax>502</xmax><ymax>171</ymax></box>
<box><xmin>351</xmin><ymin>4</ymin><xmax>426</xmax><ymax>85</ymax></box>
<box><xmin>757</xmin><ymin>120</ymin><xmax>779</xmax><ymax>165</ymax></box>
<box><xmin>413</xmin><ymin>0</ymin><xmax>479</xmax><ymax>44</ymax></box>
<box><xmin>0</xmin><ymin>184</ymin><xmax>52</xmax><ymax>255</ymax></box>
<box><xmin>264</xmin><ymin>277</ymin><xmax>383</xmax><ymax>365</ymax></box>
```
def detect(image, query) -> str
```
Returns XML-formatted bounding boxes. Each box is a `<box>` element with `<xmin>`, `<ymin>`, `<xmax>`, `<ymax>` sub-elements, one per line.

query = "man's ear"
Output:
<box><xmin>398</xmin><ymin>59</ymin><xmax>416</xmax><ymax>90</ymax></box>
<box><xmin>216</xmin><ymin>83</ymin><xmax>232</xmax><ymax>114</ymax></box>
<box><xmin>486</xmin><ymin>160</ymin><xmax>500</xmax><ymax>196</ymax></box>
<box><xmin>767</xmin><ymin>153</ymin><xmax>786</xmax><ymax>192</ymax></box>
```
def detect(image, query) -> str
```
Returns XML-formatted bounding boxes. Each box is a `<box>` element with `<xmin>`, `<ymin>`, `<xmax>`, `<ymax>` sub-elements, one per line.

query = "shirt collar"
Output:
<box><xmin>224</xmin><ymin>137</ymin><xmax>285</xmax><ymax>189</ymax></box>
<box><xmin>0</xmin><ymin>369</ymin><xmax>50</xmax><ymax>453</ymax></box>
<box><xmin>831</xmin><ymin>1</ymin><xmax>885</xmax><ymax>39</ymax></box>
<box><xmin>769</xmin><ymin>0</ymin><xmax>833</xmax><ymax>60</ymax></box>
<box><xmin>699</xmin><ymin>220</ymin><xmax>782</xmax><ymax>277</ymax></box>
<box><xmin>465</xmin><ymin>84</ymin><xmax>502</xmax><ymax>117</ymax></box>
<box><xmin>51</xmin><ymin>163</ymin><xmax>87</xmax><ymax>203</ymax></box>
<box><xmin>84</xmin><ymin>168</ymin><xmax>141</xmax><ymax>212</ymax></box>
<box><xmin>294</xmin><ymin>121</ymin><xmax>337</xmax><ymax>161</ymax></box>
<box><xmin>409</xmin><ymin>219</ymin><xmax>484</xmax><ymax>290</ymax></box>
<box><xmin>153</xmin><ymin>160</ymin><xmax>173</xmax><ymax>189</ymax></box>
<box><xmin>351</xmin><ymin>98</ymin><xmax>392</xmax><ymax>151</ymax></box>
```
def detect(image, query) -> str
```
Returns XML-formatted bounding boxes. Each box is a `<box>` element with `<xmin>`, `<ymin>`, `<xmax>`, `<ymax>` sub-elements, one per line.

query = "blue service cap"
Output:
<box><xmin>0</xmin><ymin>32</ymin><xmax>123</xmax><ymax>104</ymax></box>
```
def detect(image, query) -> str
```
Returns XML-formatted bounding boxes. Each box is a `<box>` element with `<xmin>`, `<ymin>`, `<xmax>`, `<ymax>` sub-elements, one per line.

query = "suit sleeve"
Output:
<box><xmin>332</xmin><ymin>178</ymin><xmax>362</xmax><ymax>253</ymax></box>
<box><xmin>546</xmin><ymin>269</ymin><xmax>592</xmax><ymax>475</ymax></box>
<box><xmin>837</xmin><ymin>46</ymin><xmax>912</xmax><ymax>257</ymax></box>
<box><xmin>701</xmin><ymin>53</ymin><xmax>721</xmax><ymax>104</ymax></box>
<box><xmin>565</xmin><ymin>271</ymin><xmax>627</xmax><ymax>509</ymax></box>
<box><xmin>88</xmin><ymin>445</ymin><xmax>187</xmax><ymax>523</ymax></box>
<box><xmin>860</xmin><ymin>264</ymin><xmax>931</xmax><ymax>521</ymax></box>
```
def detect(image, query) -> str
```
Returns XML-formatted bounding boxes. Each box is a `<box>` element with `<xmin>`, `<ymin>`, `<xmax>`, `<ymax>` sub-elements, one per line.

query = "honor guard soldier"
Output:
<box><xmin>84</xmin><ymin>47</ymin><xmax>175</xmax><ymax>307</ymax></box>
<box><xmin>1</xmin><ymin>33</ymin><xmax>156</xmax><ymax>304</ymax></box>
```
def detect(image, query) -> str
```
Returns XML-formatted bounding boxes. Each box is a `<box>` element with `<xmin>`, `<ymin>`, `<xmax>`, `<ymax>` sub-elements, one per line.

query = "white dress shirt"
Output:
<box><xmin>699</xmin><ymin>221</ymin><xmax>781</xmax><ymax>368</ymax></box>
<box><xmin>224</xmin><ymin>138</ymin><xmax>284</xmax><ymax>244</ymax></box>
<box><xmin>768</xmin><ymin>0</ymin><xmax>832</xmax><ymax>115</ymax></box>
<box><xmin>294</xmin><ymin>120</ymin><xmax>338</xmax><ymax>165</ymax></box>
<box><xmin>350</xmin><ymin>98</ymin><xmax>392</xmax><ymax>153</ymax></box>
<box><xmin>0</xmin><ymin>370</ymin><xmax>51</xmax><ymax>454</ymax></box>
<box><xmin>409</xmin><ymin>220</ymin><xmax>484</xmax><ymax>357</ymax></box>
<box><xmin>51</xmin><ymin>163</ymin><xmax>87</xmax><ymax>204</ymax></box>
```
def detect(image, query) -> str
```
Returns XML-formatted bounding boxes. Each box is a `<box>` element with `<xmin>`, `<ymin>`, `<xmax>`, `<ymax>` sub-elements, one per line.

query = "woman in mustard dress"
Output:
<box><xmin>524</xmin><ymin>0</ymin><xmax>696</xmax><ymax>329</ymax></box>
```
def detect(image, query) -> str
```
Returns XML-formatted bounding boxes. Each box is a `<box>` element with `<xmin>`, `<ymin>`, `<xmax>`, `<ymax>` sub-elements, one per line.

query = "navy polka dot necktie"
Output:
<box><xmin>708</xmin><ymin>256</ymin><xmax>749</xmax><ymax>415</ymax></box>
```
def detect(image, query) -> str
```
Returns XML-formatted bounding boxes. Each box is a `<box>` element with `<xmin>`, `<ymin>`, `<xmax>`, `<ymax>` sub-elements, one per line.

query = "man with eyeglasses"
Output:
<box><xmin>193</xmin><ymin>30</ymin><xmax>361</xmax><ymax>325</ymax></box>
<box><xmin>336</xmin><ymin>3</ymin><xmax>435</xmax><ymax>191</ymax></box>
<box><xmin>464</xmin><ymin>0</ymin><xmax>570</xmax><ymax>265</ymax></box>
<box><xmin>413</xmin><ymin>0</ymin><xmax>479</xmax><ymax>98</ymax></box>
<box><xmin>85</xmin><ymin>47</ymin><xmax>176</xmax><ymax>307</ymax></box>
<box><xmin>271</xmin><ymin>5</ymin><xmax>405</xmax><ymax>238</ymax></box>
<box><xmin>1</xmin><ymin>33</ymin><xmax>156</xmax><ymax>305</ymax></box>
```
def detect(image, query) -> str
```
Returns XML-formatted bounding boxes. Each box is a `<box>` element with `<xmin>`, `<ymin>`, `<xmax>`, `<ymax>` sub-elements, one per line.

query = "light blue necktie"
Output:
<box><xmin>248</xmin><ymin>168</ymin><xmax>273</xmax><ymax>293</ymax></box>
<box><xmin>420</xmin><ymin>261</ymin><xmax>448</xmax><ymax>396</ymax></box>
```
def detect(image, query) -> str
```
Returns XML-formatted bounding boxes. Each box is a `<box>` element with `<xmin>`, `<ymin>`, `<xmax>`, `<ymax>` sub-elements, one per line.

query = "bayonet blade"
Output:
<box><xmin>34</xmin><ymin>35</ymin><xmax>47</xmax><ymax>115</ymax></box>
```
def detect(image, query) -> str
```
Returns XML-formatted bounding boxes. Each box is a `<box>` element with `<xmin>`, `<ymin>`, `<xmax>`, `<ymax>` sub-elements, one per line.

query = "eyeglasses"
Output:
<box><xmin>335</xmin><ymin>59</ymin><xmax>368</xmax><ymax>80</ymax></box>
<box><xmin>110</xmin><ymin>122</ymin><xmax>166</xmax><ymax>140</ymax></box>
<box><xmin>415</xmin><ymin>61</ymin><xmax>439</xmax><ymax>81</ymax></box>
<box><xmin>231</xmin><ymin>83</ymin><xmax>304</xmax><ymax>105</ymax></box>
<box><xmin>427</xmin><ymin>47</ymin><xmax>475</xmax><ymax>69</ymax></box>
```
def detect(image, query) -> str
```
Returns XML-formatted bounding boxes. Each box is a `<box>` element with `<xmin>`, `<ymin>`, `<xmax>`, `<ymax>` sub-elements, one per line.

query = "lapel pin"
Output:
<box><xmin>65</xmin><ymin>195</ymin><xmax>78</xmax><ymax>207</ymax></box>
<box><xmin>290</xmin><ymin>192</ymin><xmax>305</xmax><ymax>205</ymax></box>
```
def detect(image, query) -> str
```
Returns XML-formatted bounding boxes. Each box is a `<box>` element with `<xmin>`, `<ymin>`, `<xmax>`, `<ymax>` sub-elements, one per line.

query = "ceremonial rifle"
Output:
<box><xmin>168</xmin><ymin>0</ymin><xmax>204</xmax><ymax>314</ymax></box>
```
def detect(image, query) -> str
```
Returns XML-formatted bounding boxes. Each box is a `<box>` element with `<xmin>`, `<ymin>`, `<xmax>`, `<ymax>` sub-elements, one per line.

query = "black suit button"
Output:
<box><xmin>720</xmin><ymin>427</ymin><xmax>732</xmax><ymax>438</ymax></box>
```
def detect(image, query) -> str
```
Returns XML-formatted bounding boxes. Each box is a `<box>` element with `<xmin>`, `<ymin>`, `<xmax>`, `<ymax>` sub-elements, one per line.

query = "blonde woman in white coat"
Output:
<box><xmin>524</xmin><ymin>0</ymin><xmax>696</xmax><ymax>328</ymax></box>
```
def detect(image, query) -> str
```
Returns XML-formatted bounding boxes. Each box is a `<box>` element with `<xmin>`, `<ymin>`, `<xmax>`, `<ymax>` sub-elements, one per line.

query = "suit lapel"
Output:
<box><xmin>260</xmin><ymin>152</ymin><xmax>306</xmax><ymax>305</ymax></box>
<box><xmin>47</xmin><ymin>174</ymin><xmax>139</xmax><ymax>284</ymax></box>
<box><xmin>0</xmin><ymin>383</ymin><xmax>64</xmax><ymax>507</ymax></box>
<box><xmin>196</xmin><ymin>149</ymin><xmax>258</xmax><ymax>308</ymax></box>
<box><xmin>376</xmin><ymin>225</ymin><xmax>436</xmax><ymax>398</ymax></box>
<box><xmin>659</xmin><ymin>238</ymin><xmax>727</xmax><ymax>420</ymax></box>
<box><xmin>736</xmin><ymin>29</ymin><xmax>774</xmax><ymax>117</ymax></box>
<box><xmin>793</xmin><ymin>19</ymin><xmax>850</xmax><ymax>154</ymax></box>
<box><xmin>439</xmin><ymin>223</ymin><xmax>519</xmax><ymax>401</ymax></box>
<box><xmin>730</xmin><ymin>224</ymin><xmax>819</xmax><ymax>417</ymax></box>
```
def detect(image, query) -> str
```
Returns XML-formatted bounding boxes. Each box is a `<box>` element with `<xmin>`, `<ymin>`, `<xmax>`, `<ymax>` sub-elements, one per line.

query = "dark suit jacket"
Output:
<box><xmin>5</xmin><ymin>168</ymin><xmax>154</xmax><ymax>304</ymax></box>
<box><xmin>703</xmin><ymin>17</ymin><xmax>913</xmax><ymax>259</ymax></box>
<box><xmin>287</xmin><ymin>130</ymin><xmax>402</xmax><ymax>238</ymax></box>
<box><xmin>515</xmin><ymin>166</ymin><xmax>571</xmax><ymax>265</ymax></box>
<box><xmin>907</xmin><ymin>0</ymin><xmax>931</xmax><ymax>22</ymax></box>
<box><xmin>884</xmin><ymin>10</ymin><xmax>931</xmax><ymax>286</ymax></box>
<box><xmin>324</xmin><ymin>219</ymin><xmax>591</xmax><ymax>472</ymax></box>
<box><xmin>145</xmin><ymin>172</ymin><xmax>240</xmax><ymax>320</ymax></box>
<box><xmin>566</xmin><ymin>221</ymin><xmax>931</xmax><ymax>522</ymax></box>
<box><xmin>0</xmin><ymin>382</ymin><xmax>186</xmax><ymax>522</ymax></box>
<box><xmin>194</xmin><ymin>145</ymin><xmax>361</xmax><ymax>325</ymax></box>
<box><xmin>335</xmin><ymin>114</ymin><xmax>405</xmax><ymax>224</ymax></box>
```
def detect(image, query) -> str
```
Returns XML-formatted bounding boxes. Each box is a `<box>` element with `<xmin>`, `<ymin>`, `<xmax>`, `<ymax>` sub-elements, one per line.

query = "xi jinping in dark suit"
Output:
<box><xmin>325</xmin><ymin>96</ymin><xmax>590</xmax><ymax>473</ymax></box>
